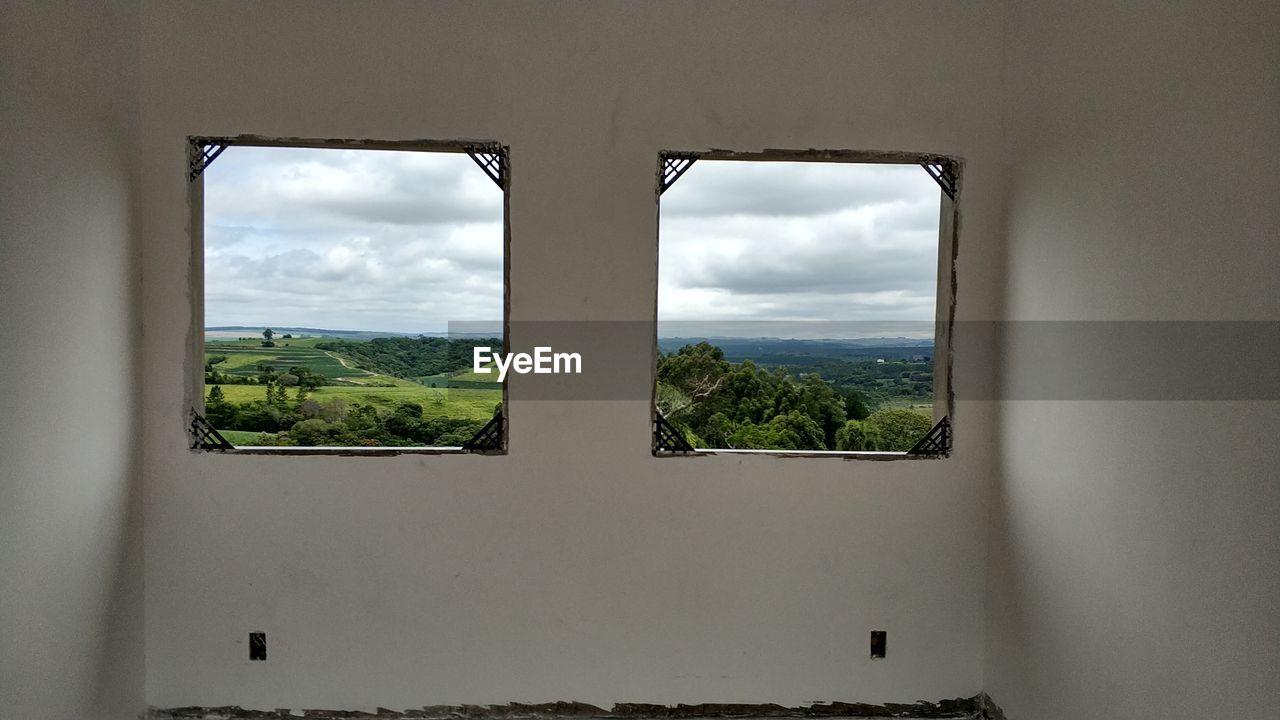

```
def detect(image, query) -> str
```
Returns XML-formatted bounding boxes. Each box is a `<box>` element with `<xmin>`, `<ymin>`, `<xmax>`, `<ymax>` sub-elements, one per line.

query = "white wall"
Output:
<box><xmin>985</xmin><ymin>1</ymin><xmax>1280</xmax><ymax>718</ymax></box>
<box><xmin>10</xmin><ymin>2</ymin><xmax>1274</xmax><ymax>716</ymax></box>
<box><xmin>137</xmin><ymin>0</ymin><xmax>1004</xmax><ymax>711</ymax></box>
<box><xmin>0</xmin><ymin>2</ymin><xmax>145</xmax><ymax>719</ymax></box>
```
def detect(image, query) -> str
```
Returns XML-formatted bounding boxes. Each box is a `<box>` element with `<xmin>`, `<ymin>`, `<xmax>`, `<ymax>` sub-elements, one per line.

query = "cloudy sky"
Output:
<box><xmin>659</xmin><ymin>160</ymin><xmax>940</xmax><ymax>339</ymax></box>
<box><xmin>204</xmin><ymin>146</ymin><xmax>503</xmax><ymax>334</ymax></box>
<box><xmin>205</xmin><ymin>148</ymin><xmax>940</xmax><ymax>338</ymax></box>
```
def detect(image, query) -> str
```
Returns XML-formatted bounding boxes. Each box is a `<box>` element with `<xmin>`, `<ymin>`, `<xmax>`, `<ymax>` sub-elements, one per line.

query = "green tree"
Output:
<box><xmin>656</xmin><ymin>342</ymin><xmax>731</xmax><ymax>421</ymax></box>
<box><xmin>703</xmin><ymin>412</ymin><xmax>735</xmax><ymax>447</ymax></box>
<box><xmin>840</xmin><ymin>388</ymin><xmax>871</xmax><ymax>421</ymax></box>
<box><xmin>766</xmin><ymin>410</ymin><xmax>827</xmax><ymax>450</ymax></box>
<box><xmin>862</xmin><ymin>408</ymin><xmax>932</xmax><ymax>451</ymax></box>
<box><xmin>264</xmin><ymin>381</ymin><xmax>288</xmax><ymax>407</ymax></box>
<box><xmin>794</xmin><ymin>373</ymin><xmax>846</xmax><ymax>448</ymax></box>
<box><xmin>383</xmin><ymin>402</ymin><xmax>427</xmax><ymax>443</ymax></box>
<box><xmin>835</xmin><ymin>419</ymin><xmax>876</xmax><ymax>451</ymax></box>
<box><xmin>256</xmin><ymin>363</ymin><xmax>278</xmax><ymax>384</ymax></box>
<box><xmin>204</xmin><ymin>385</ymin><xmax>238</xmax><ymax>428</ymax></box>
<box><xmin>290</xmin><ymin>418</ymin><xmax>346</xmax><ymax>446</ymax></box>
<box><xmin>726</xmin><ymin>421</ymin><xmax>777</xmax><ymax>449</ymax></box>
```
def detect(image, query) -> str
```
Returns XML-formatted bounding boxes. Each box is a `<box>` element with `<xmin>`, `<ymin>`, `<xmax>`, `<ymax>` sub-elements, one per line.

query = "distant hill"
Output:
<box><xmin>314</xmin><ymin>335</ymin><xmax>502</xmax><ymax>380</ymax></box>
<box><xmin>206</xmin><ymin>325</ymin><xmax>419</xmax><ymax>341</ymax></box>
<box><xmin>206</xmin><ymin>327</ymin><xmax>931</xmax><ymax>363</ymax></box>
<box><xmin>658</xmin><ymin>336</ymin><xmax>933</xmax><ymax>363</ymax></box>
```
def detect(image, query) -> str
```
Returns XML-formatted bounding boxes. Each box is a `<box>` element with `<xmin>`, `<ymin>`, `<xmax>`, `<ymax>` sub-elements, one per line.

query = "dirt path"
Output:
<box><xmin>324</xmin><ymin>350</ymin><xmax>374</xmax><ymax>384</ymax></box>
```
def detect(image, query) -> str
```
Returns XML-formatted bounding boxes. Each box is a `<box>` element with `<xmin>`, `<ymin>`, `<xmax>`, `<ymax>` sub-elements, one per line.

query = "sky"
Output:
<box><xmin>205</xmin><ymin>148</ymin><xmax>940</xmax><ymax>338</ymax></box>
<box><xmin>204</xmin><ymin>146</ymin><xmax>503</xmax><ymax>334</ymax></box>
<box><xmin>658</xmin><ymin>160</ymin><xmax>940</xmax><ymax>339</ymax></box>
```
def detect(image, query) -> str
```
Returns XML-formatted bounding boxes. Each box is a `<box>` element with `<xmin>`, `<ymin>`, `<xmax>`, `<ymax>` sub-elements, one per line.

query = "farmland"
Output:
<box><xmin>211</xmin><ymin>380</ymin><xmax>499</xmax><ymax>418</ymax></box>
<box><xmin>203</xmin><ymin>333</ymin><xmax>500</xmax><ymax>447</ymax></box>
<box><xmin>207</xmin><ymin>336</ymin><xmax>373</xmax><ymax>382</ymax></box>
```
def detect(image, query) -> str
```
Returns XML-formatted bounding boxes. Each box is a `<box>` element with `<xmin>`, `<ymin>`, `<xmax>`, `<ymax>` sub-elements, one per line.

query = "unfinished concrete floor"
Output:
<box><xmin>146</xmin><ymin>699</ymin><xmax>992</xmax><ymax>720</ymax></box>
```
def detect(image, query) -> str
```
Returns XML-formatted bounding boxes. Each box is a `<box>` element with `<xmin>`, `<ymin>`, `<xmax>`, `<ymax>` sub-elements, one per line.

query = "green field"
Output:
<box><xmin>212</xmin><ymin>380</ymin><xmax>499</xmax><ymax>419</ymax></box>
<box><xmin>880</xmin><ymin>398</ymin><xmax>934</xmax><ymax>417</ymax></box>
<box><xmin>217</xmin><ymin>429</ymin><xmax>271</xmax><ymax>445</ymax></box>
<box><xmin>416</xmin><ymin>363</ymin><xmax>502</xmax><ymax>390</ymax></box>
<box><xmin>204</xmin><ymin>335</ymin><xmax>501</xmax><ymax>444</ymax></box>
<box><xmin>207</xmin><ymin>336</ymin><xmax>373</xmax><ymax>383</ymax></box>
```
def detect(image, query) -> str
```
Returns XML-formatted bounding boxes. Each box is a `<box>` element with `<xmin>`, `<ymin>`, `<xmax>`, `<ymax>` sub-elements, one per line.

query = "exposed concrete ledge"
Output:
<box><xmin>148</xmin><ymin>696</ymin><xmax>986</xmax><ymax>720</ymax></box>
<box><xmin>976</xmin><ymin>694</ymin><xmax>1005</xmax><ymax>720</ymax></box>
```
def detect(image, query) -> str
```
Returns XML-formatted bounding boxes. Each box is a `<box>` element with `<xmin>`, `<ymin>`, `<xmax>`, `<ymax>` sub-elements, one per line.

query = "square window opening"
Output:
<box><xmin>653</xmin><ymin>150</ymin><xmax>957</xmax><ymax>458</ymax></box>
<box><xmin>189</xmin><ymin>138</ymin><xmax>508</xmax><ymax>454</ymax></box>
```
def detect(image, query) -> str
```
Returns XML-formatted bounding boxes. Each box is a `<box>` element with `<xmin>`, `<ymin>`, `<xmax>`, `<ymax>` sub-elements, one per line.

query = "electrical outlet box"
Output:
<box><xmin>870</xmin><ymin>630</ymin><xmax>886</xmax><ymax>658</ymax></box>
<box><xmin>249</xmin><ymin>632</ymin><xmax>266</xmax><ymax>661</ymax></box>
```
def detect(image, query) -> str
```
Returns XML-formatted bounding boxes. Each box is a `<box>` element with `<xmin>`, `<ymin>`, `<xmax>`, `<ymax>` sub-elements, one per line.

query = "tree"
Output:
<box><xmin>384</xmin><ymin>403</ymin><xmax>426</xmax><ymax>443</ymax></box>
<box><xmin>767</xmin><ymin>410</ymin><xmax>826</xmax><ymax>450</ymax></box>
<box><xmin>703</xmin><ymin>412</ymin><xmax>734</xmax><ymax>447</ymax></box>
<box><xmin>289</xmin><ymin>418</ymin><xmax>346</xmax><ymax>446</ymax></box>
<box><xmin>286</xmin><ymin>366</ymin><xmax>325</xmax><ymax>390</ymax></box>
<box><xmin>841</xmin><ymin>388</ymin><xmax>871</xmax><ymax>421</ymax></box>
<box><xmin>656</xmin><ymin>342</ymin><xmax>850</xmax><ymax>451</ymax></box>
<box><xmin>794</xmin><ymin>373</ymin><xmax>846</xmax><ymax>448</ymax></box>
<box><xmin>256</xmin><ymin>364</ymin><xmax>278</xmax><ymax>384</ymax></box>
<box><xmin>204</xmin><ymin>384</ymin><xmax>238</xmax><ymax>428</ymax></box>
<box><xmin>261</xmin><ymin>328</ymin><xmax>275</xmax><ymax>347</ymax></box>
<box><xmin>862</xmin><ymin>409</ymin><xmax>932</xmax><ymax>451</ymax></box>
<box><xmin>835</xmin><ymin>419</ymin><xmax>875</xmax><ymax>451</ymax></box>
<box><xmin>726</xmin><ymin>421</ymin><xmax>778</xmax><ymax>449</ymax></box>
<box><xmin>656</xmin><ymin>342</ymin><xmax>730</xmax><ymax>420</ymax></box>
<box><xmin>270</xmin><ymin>382</ymin><xmax>289</xmax><ymax>407</ymax></box>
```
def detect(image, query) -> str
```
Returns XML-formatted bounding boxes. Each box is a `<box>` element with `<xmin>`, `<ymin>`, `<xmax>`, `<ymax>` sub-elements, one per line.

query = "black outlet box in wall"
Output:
<box><xmin>870</xmin><ymin>630</ymin><xmax>886</xmax><ymax>658</ymax></box>
<box><xmin>249</xmin><ymin>632</ymin><xmax>266</xmax><ymax>661</ymax></box>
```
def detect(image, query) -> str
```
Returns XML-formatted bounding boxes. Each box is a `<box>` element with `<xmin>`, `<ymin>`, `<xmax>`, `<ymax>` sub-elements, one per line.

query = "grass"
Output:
<box><xmin>205</xmin><ymin>334</ymin><xmax>500</xmax><ymax>422</ymax></box>
<box><xmin>416</xmin><ymin>365</ymin><xmax>501</xmax><ymax>390</ymax></box>
<box><xmin>217</xmin><ymin>429</ymin><xmax>268</xmax><ymax>445</ymax></box>
<box><xmin>207</xmin><ymin>375</ymin><xmax>499</xmax><ymax>421</ymax></box>
<box><xmin>207</xmin><ymin>343</ymin><xmax>368</xmax><ymax>381</ymax></box>
<box><xmin>878</xmin><ymin>397</ymin><xmax>934</xmax><ymax>417</ymax></box>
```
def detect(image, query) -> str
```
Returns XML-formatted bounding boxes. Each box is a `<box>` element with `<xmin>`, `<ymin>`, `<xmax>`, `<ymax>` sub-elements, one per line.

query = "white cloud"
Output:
<box><xmin>202</xmin><ymin>149</ymin><xmax>942</xmax><ymax>338</ymax></box>
<box><xmin>659</xmin><ymin>160</ymin><xmax>941</xmax><ymax>334</ymax></box>
<box><xmin>203</xmin><ymin>146</ymin><xmax>503</xmax><ymax>333</ymax></box>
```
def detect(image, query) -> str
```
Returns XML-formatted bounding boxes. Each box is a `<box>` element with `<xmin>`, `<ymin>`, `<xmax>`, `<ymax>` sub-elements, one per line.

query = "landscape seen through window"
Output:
<box><xmin>656</xmin><ymin>160</ymin><xmax>943</xmax><ymax>452</ymax></box>
<box><xmin>201</xmin><ymin>150</ymin><xmax>943</xmax><ymax>452</ymax></box>
<box><xmin>202</xmin><ymin>146</ymin><xmax>503</xmax><ymax>448</ymax></box>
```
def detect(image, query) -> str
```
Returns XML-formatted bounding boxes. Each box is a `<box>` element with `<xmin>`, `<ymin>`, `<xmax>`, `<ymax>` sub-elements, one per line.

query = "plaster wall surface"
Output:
<box><xmin>0</xmin><ymin>2</ymin><xmax>145</xmax><ymax>719</ymax></box>
<box><xmin>137</xmin><ymin>0</ymin><xmax>1004</xmax><ymax>711</ymax></box>
<box><xmin>984</xmin><ymin>1</ymin><xmax>1280</xmax><ymax>718</ymax></box>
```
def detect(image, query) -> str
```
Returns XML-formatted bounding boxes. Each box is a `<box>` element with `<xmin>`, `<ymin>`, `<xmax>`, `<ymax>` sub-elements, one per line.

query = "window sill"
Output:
<box><xmin>654</xmin><ymin>449</ymin><xmax>947</xmax><ymax>460</ymax></box>
<box><xmin>193</xmin><ymin>445</ymin><xmax>503</xmax><ymax>457</ymax></box>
